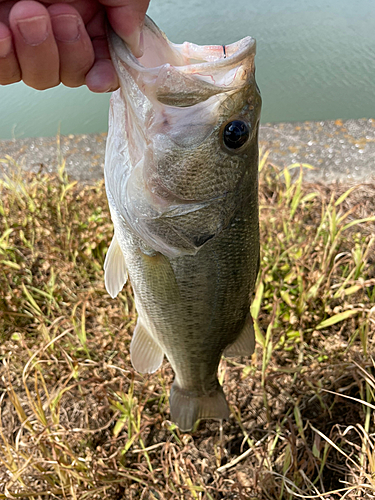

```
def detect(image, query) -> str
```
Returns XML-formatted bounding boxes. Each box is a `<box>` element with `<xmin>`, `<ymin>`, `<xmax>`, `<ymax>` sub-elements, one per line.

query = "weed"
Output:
<box><xmin>0</xmin><ymin>153</ymin><xmax>374</xmax><ymax>498</ymax></box>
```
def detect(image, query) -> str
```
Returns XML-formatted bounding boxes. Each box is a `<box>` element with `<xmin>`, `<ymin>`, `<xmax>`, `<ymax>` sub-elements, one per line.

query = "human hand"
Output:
<box><xmin>0</xmin><ymin>0</ymin><xmax>150</xmax><ymax>91</ymax></box>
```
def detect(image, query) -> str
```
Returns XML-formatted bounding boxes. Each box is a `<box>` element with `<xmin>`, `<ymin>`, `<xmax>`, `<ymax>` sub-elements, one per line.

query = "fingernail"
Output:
<box><xmin>17</xmin><ymin>16</ymin><xmax>49</xmax><ymax>46</ymax></box>
<box><xmin>125</xmin><ymin>28</ymin><xmax>143</xmax><ymax>58</ymax></box>
<box><xmin>86</xmin><ymin>63</ymin><xmax>118</xmax><ymax>93</ymax></box>
<box><xmin>51</xmin><ymin>14</ymin><xmax>80</xmax><ymax>43</ymax></box>
<box><xmin>0</xmin><ymin>36</ymin><xmax>12</xmax><ymax>58</ymax></box>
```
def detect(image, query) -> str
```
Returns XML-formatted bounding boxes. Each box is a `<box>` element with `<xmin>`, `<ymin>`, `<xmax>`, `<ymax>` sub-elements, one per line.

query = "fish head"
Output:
<box><xmin>106</xmin><ymin>18</ymin><xmax>261</xmax><ymax>256</ymax></box>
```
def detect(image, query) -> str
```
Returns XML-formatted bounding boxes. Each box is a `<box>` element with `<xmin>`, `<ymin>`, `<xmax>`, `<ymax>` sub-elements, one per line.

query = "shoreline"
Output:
<box><xmin>0</xmin><ymin>118</ymin><xmax>374</xmax><ymax>184</ymax></box>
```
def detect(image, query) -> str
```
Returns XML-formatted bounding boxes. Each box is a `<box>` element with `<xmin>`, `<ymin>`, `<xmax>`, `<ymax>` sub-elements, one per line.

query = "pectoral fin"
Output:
<box><xmin>224</xmin><ymin>314</ymin><xmax>255</xmax><ymax>357</ymax></box>
<box><xmin>130</xmin><ymin>320</ymin><xmax>164</xmax><ymax>374</ymax></box>
<box><xmin>104</xmin><ymin>234</ymin><xmax>128</xmax><ymax>299</ymax></box>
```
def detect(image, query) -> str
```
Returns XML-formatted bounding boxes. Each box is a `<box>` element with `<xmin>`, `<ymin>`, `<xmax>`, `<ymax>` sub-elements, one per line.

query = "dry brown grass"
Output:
<box><xmin>0</xmin><ymin>152</ymin><xmax>374</xmax><ymax>499</ymax></box>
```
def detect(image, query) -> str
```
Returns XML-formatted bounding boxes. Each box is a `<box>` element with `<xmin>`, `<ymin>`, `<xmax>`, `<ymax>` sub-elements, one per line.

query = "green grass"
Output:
<box><xmin>0</xmin><ymin>151</ymin><xmax>374</xmax><ymax>499</ymax></box>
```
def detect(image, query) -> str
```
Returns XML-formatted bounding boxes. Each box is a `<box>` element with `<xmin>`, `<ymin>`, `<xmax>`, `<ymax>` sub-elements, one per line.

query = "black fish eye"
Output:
<box><xmin>223</xmin><ymin>120</ymin><xmax>250</xmax><ymax>149</ymax></box>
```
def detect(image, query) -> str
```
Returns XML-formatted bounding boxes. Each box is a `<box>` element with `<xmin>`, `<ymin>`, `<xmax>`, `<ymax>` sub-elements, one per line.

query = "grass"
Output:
<box><xmin>0</xmin><ymin>150</ymin><xmax>374</xmax><ymax>499</ymax></box>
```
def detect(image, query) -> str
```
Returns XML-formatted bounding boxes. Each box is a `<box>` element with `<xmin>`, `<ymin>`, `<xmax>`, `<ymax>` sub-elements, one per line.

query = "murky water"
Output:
<box><xmin>0</xmin><ymin>0</ymin><xmax>374</xmax><ymax>139</ymax></box>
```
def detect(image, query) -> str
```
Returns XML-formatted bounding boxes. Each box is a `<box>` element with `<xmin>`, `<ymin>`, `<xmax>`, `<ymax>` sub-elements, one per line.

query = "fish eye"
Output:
<box><xmin>223</xmin><ymin>120</ymin><xmax>250</xmax><ymax>150</ymax></box>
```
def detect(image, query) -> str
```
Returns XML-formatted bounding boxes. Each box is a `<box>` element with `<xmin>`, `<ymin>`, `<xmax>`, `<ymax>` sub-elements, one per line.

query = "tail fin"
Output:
<box><xmin>169</xmin><ymin>382</ymin><xmax>229</xmax><ymax>432</ymax></box>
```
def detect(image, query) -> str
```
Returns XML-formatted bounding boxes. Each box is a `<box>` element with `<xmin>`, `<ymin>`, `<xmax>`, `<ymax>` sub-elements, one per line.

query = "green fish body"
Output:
<box><xmin>104</xmin><ymin>17</ymin><xmax>261</xmax><ymax>431</ymax></box>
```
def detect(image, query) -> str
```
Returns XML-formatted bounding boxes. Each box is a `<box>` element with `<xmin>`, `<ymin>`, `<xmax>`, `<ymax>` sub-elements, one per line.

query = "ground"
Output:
<box><xmin>0</xmin><ymin>153</ymin><xmax>375</xmax><ymax>499</ymax></box>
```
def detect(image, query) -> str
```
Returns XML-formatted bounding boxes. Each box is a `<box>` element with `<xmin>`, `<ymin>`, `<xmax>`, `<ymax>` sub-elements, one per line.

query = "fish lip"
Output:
<box><xmin>134</xmin><ymin>38</ymin><xmax>255</xmax><ymax>72</ymax></box>
<box><xmin>108</xmin><ymin>16</ymin><xmax>256</xmax><ymax>85</ymax></box>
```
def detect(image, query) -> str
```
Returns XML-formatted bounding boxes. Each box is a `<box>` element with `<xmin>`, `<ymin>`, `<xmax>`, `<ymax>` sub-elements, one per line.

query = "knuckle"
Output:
<box><xmin>0</xmin><ymin>75</ymin><xmax>21</xmax><ymax>85</ymax></box>
<box><xmin>0</xmin><ymin>67</ymin><xmax>21</xmax><ymax>85</ymax></box>
<box><xmin>61</xmin><ymin>78</ymin><xmax>84</xmax><ymax>88</ymax></box>
<box><xmin>60</xmin><ymin>67</ymin><xmax>90</xmax><ymax>88</ymax></box>
<box><xmin>27</xmin><ymin>79</ymin><xmax>60</xmax><ymax>90</ymax></box>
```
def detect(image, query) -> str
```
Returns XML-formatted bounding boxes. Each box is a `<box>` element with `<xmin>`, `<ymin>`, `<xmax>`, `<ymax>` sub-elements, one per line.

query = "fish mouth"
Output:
<box><xmin>108</xmin><ymin>16</ymin><xmax>257</xmax><ymax>93</ymax></box>
<box><xmin>105</xmin><ymin>18</ymin><xmax>261</xmax><ymax>258</ymax></box>
<box><xmin>137</xmin><ymin>17</ymin><xmax>256</xmax><ymax>74</ymax></box>
<box><xmin>107</xmin><ymin>15</ymin><xmax>259</xmax><ymax>168</ymax></box>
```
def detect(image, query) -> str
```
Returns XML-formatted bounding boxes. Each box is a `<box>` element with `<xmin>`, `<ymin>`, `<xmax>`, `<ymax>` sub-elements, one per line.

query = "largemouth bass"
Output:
<box><xmin>104</xmin><ymin>17</ymin><xmax>261</xmax><ymax>431</ymax></box>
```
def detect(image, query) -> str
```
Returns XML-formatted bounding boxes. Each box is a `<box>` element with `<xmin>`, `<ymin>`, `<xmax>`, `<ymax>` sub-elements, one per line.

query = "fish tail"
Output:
<box><xmin>169</xmin><ymin>382</ymin><xmax>230</xmax><ymax>432</ymax></box>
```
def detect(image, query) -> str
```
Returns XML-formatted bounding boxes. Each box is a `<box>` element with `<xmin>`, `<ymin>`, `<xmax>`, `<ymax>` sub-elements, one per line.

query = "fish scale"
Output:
<box><xmin>104</xmin><ymin>16</ymin><xmax>261</xmax><ymax>431</ymax></box>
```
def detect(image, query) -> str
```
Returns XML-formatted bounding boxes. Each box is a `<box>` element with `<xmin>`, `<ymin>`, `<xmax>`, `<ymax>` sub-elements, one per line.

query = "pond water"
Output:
<box><xmin>0</xmin><ymin>0</ymin><xmax>374</xmax><ymax>139</ymax></box>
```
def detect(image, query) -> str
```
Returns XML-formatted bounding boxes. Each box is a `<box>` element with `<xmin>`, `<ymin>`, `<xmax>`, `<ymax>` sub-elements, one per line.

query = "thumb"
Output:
<box><xmin>100</xmin><ymin>0</ymin><xmax>150</xmax><ymax>57</ymax></box>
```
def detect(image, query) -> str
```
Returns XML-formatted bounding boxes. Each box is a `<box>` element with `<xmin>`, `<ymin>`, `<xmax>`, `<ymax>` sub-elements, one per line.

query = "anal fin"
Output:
<box><xmin>224</xmin><ymin>314</ymin><xmax>255</xmax><ymax>357</ymax></box>
<box><xmin>169</xmin><ymin>382</ymin><xmax>229</xmax><ymax>432</ymax></box>
<box><xmin>130</xmin><ymin>320</ymin><xmax>164</xmax><ymax>374</ymax></box>
<box><xmin>104</xmin><ymin>233</ymin><xmax>128</xmax><ymax>298</ymax></box>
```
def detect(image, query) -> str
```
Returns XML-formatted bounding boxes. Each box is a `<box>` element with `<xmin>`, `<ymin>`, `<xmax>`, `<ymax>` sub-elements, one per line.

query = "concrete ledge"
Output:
<box><xmin>0</xmin><ymin>119</ymin><xmax>374</xmax><ymax>184</ymax></box>
<box><xmin>260</xmin><ymin>118</ymin><xmax>375</xmax><ymax>182</ymax></box>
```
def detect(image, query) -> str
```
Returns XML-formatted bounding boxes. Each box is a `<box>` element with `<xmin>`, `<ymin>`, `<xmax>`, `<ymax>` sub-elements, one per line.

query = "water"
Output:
<box><xmin>0</xmin><ymin>0</ymin><xmax>374</xmax><ymax>139</ymax></box>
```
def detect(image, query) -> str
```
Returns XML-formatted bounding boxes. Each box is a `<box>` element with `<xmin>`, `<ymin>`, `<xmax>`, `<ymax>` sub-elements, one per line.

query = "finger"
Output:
<box><xmin>100</xmin><ymin>0</ymin><xmax>150</xmax><ymax>57</ymax></box>
<box><xmin>9</xmin><ymin>0</ymin><xmax>59</xmax><ymax>90</ymax></box>
<box><xmin>34</xmin><ymin>0</ymin><xmax>102</xmax><ymax>27</ymax></box>
<box><xmin>0</xmin><ymin>21</ymin><xmax>21</xmax><ymax>84</ymax></box>
<box><xmin>85</xmin><ymin>9</ymin><xmax>118</xmax><ymax>92</ymax></box>
<box><xmin>48</xmin><ymin>3</ymin><xmax>94</xmax><ymax>87</ymax></box>
<box><xmin>86</xmin><ymin>57</ymin><xmax>118</xmax><ymax>92</ymax></box>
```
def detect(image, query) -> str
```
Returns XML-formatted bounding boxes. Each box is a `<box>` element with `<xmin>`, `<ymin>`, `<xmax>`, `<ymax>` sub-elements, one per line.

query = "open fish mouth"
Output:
<box><xmin>108</xmin><ymin>16</ymin><xmax>257</xmax><ymax>105</ymax></box>
<box><xmin>105</xmin><ymin>17</ymin><xmax>261</xmax><ymax>258</ymax></box>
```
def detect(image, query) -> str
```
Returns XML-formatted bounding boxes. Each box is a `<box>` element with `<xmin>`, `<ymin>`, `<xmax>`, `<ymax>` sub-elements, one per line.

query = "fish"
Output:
<box><xmin>104</xmin><ymin>16</ymin><xmax>261</xmax><ymax>432</ymax></box>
